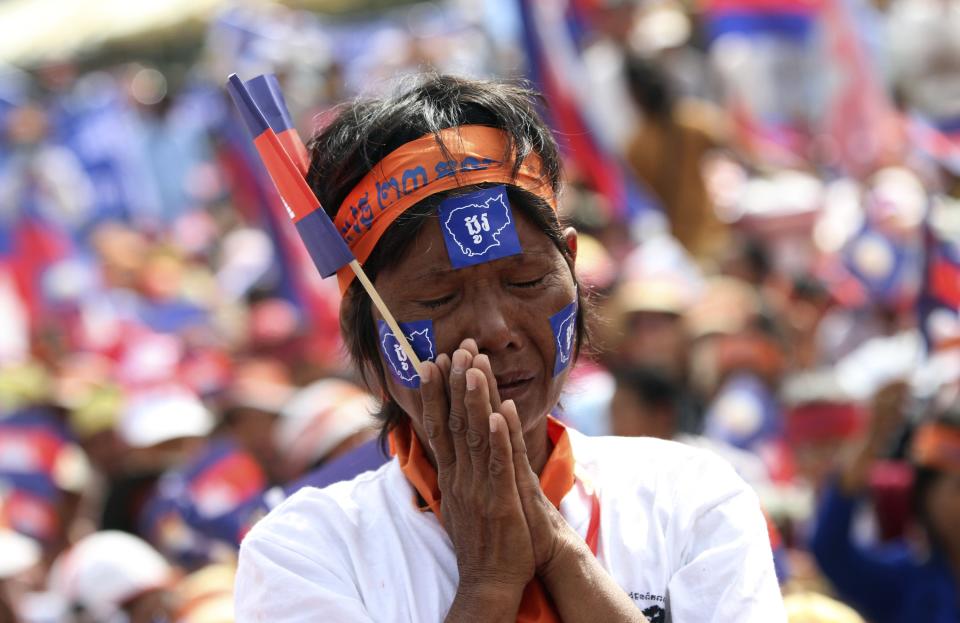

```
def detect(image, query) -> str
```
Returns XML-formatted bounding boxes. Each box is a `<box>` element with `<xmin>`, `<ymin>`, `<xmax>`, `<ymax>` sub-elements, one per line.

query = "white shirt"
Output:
<box><xmin>235</xmin><ymin>430</ymin><xmax>785</xmax><ymax>622</ymax></box>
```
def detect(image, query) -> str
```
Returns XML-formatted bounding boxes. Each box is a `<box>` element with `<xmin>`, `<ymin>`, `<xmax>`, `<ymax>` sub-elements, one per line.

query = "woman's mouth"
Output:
<box><xmin>495</xmin><ymin>372</ymin><xmax>536</xmax><ymax>401</ymax></box>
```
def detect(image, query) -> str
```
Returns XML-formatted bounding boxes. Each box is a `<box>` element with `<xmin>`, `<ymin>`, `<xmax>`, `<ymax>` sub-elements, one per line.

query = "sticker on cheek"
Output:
<box><xmin>438</xmin><ymin>185</ymin><xmax>522</xmax><ymax>269</ymax></box>
<box><xmin>549</xmin><ymin>299</ymin><xmax>578</xmax><ymax>377</ymax></box>
<box><xmin>378</xmin><ymin>319</ymin><xmax>437</xmax><ymax>388</ymax></box>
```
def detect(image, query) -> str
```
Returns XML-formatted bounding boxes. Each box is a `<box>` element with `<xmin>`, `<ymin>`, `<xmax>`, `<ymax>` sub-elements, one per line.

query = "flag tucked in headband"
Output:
<box><xmin>225</xmin><ymin>73</ymin><xmax>422</xmax><ymax>375</ymax></box>
<box><xmin>226</xmin><ymin>74</ymin><xmax>353</xmax><ymax>279</ymax></box>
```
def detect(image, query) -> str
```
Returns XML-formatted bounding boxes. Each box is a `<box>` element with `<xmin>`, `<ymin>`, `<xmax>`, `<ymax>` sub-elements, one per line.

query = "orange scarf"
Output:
<box><xmin>389</xmin><ymin>417</ymin><xmax>575</xmax><ymax>622</ymax></box>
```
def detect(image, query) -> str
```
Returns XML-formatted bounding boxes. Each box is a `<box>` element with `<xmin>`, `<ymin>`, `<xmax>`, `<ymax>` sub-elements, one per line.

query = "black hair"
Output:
<box><xmin>305</xmin><ymin>75</ymin><xmax>587</xmax><ymax>441</ymax></box>
<box><xmin>792</xmin><ymin>274</ymin><xmax>830</xmax><ymax>303</ymax></box>
<box><xmin>623</xmin><ymin>55</ymin><xmax>674</xmax><ymax>120</ymax></box>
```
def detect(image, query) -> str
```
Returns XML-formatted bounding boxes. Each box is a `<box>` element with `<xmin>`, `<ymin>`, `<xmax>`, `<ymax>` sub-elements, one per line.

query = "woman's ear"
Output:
<box><xmin>563</xmin><ymin>227</ymin><xmax>578</xmax><ymax>263</ymax></box>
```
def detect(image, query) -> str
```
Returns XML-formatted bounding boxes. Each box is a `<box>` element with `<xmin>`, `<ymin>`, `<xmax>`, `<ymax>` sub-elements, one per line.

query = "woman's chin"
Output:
<box><xmin>515</xmin><ymin>394</ymin><xmax>555</xmax><ymax>436</ymax></box>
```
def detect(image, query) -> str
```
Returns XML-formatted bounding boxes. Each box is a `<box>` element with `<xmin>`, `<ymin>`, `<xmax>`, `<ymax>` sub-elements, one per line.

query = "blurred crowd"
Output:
<box><xmin>1</xmin><ymin>0</ymin><xmax>960</xmax><ymax>621</ymax></box>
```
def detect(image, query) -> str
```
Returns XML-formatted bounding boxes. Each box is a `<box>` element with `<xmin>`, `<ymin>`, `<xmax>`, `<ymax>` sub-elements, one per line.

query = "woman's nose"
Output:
<box><xmin>466</xmin><ymin>288</ymin><xmax>520</xmax><ymax>355</ymax></box>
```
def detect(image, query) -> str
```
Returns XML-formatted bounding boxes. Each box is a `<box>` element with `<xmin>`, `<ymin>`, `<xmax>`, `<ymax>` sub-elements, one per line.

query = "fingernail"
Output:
<box><xmin>489</xmin><ymin>414</ymin><xmax>497</xmax><ymax>433</ymax></box>
<box><xmin>466</xmin><ymin>371</ymin><xmax>476</xmax><ymax>391</ymax></box>
<box><xmin>420</xmin><ymin>365</ymin><xmax>432</xmax><ymax>384</ymax></box>
<box><xmin>452</xmin><ymin>351</ymin><xmax>467</xmax><ymax>374</ymax></box>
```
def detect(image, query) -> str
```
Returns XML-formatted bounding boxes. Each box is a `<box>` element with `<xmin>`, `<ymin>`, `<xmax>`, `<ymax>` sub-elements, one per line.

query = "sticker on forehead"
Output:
<box><xmin>549</xmin><ymin>299</ymin><xmax>578</xmax><ymax>377</ymax></box>
<box><xmin>438</xmin><ymin>185</ymin><xmax>522</xmax><ymax>269</ymax></box>
<box><xmin>378</xmin><ymin>319</ymin><xmax>437</xmax><ymax>388</ymax></box>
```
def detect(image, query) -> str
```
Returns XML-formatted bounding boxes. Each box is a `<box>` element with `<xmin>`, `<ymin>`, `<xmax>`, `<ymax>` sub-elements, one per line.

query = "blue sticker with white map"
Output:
<box><xmin>549</xmin><ymin>299</ymin><xmax>578</xmax><ymax>377</ymax></box>
<box><xmin>378</xmin><ymin>319</ymin><xmax>437</xmax><ymax>388</ymax></box>
<box><xmin>438</xmin><ymin>185</ymin><xmax>522</xmax><ymax>269</ymax></box>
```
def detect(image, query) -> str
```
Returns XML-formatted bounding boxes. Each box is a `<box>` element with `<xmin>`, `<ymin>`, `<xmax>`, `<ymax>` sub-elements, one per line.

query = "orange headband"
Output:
<box><xmin>911</xmin><ymin>423</ymin><xmax>960</xmax><ymax>473</ymax></box>
<box><xmin>333</xmin><ymin>125</ymin><xmax>557</xmax><ymax>294</ymax></box>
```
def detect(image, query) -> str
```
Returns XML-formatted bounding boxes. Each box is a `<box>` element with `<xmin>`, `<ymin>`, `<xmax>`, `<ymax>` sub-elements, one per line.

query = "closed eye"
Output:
<box><xmin>417</xmin><ymin>294</ymin><xmax>455</xmax><ymax>309</ymax></box>
<box><xmin>510</xmin><ymin>275</ymin><xmax>546</xmax><ymax>288</ymax></box>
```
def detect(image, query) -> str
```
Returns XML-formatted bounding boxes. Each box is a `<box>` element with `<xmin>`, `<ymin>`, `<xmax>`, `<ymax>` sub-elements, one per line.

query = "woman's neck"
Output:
<box><xmin>524</xmin><ymin>418</ymin><xmax>551</xmax><ymax>476</ymax></box>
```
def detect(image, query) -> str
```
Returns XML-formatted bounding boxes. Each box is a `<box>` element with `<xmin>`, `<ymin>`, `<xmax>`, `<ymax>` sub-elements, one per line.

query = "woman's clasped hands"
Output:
<box><xmin>418</xmin><ymin>338</ymin><xmax>572</xmax><ymax>617</ymax></box>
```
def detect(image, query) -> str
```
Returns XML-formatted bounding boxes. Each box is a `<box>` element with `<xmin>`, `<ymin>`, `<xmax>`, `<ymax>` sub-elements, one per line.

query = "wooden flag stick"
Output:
<box><xmin>227</xmin><ymin>75</ymin><xmax>423</xmax><ymax>379</ymax></box>
<box><xmin>348</xmin><ymin>259</ymin><xmax>424</xmax><ymax>376</ymax></box>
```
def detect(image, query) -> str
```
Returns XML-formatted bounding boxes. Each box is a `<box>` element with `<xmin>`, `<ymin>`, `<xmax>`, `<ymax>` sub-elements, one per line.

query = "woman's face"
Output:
<box><xmin>373</xmin><ymin>207</ymin><xmax>578</xmax><ymax>449</ymax></box>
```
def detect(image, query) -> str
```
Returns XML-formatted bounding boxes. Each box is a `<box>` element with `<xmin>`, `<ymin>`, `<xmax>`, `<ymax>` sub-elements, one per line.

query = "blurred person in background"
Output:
<box><xmin>623</xmin><ymin>54</ymin><xmax>729</xmax><ymax>261</ymax></box>
<box><xmin>608</xmin><ymin>364</ymin><xmax>790</xmax><ymax>584</ymax></box>
<box><xmin>718</xmin><ymin>233</ymin><xmax>775</xmax><ymax>292</ymax></box>
<box><xmin>0</xmin><ymin>102</ymin><xmax>93</xmax><ymax>233</ymax></box>
<box><xmin>688</xmin><ymin>276</ymin><xmax>788</xmax><ymax>454</ymax></box>
<box><xmin>103</xmin><ymin>385</ymin><xmax>214</xmax><ymax>534</ymax></box>
<box><xmin>609</xmin><ymin>366</ymin><xmax>681</xmax><ymax>440</ymax></box>
<box><xmin>216</xmin><ymin>357</ymin><xmax>294</xmax><ymax>485</ymax></box>
<box><xmin>781</xmin><ymin>276</ymin><xmax>835</xmax><ymax>372</ymax></box>
<box><xmin>172</xmin><ymin>563</ymin><xmax>236</xmax><ymax>623</ymax></box>
<box><xmin>564</xmin><ymin>273</ymin><xmax>695</xmax><ymax>436</ymax></box>
<box><xmin>783</xmin><ymin>592</ymin><xmax>865</xmax><ymax>623</ymax></box>
<box><xmin>781</xmin><ymin>374</ymin><xmax>867</xmax><ymax>493</ymax></box>
<box><xmin>272</xmin><ymin>378</ymin><xmax>378</xmax><ymax>483</ymax></box>
<box><xmin>607</xmin><ymin>274</ymin><xmax>691</xmax><ymax>379</ymax></box>
<box><xmin>811</xmin><ymin>382</ymin><xmax>960</xmax><ymax>622</ymax></box>
<box><xmin>48</xmin><ymin>530</ymin><xmax>176</xmax><ymax>623</ymax></box>
<box><xmin>562</xmin><ymin>228</ymin><xmax>703</xmax><ymax>437</ymax></box>
<box><xmin>888</xmin><ymin>0</ymin><xmax>960</xmax><ymax>197</ymax></box>
<box><xmin>609</xmin><ymin>365</ymin><xmax>771</xmax><ymax>487</ymax></box>
<box><xmin>0</xmin><ymin>361</ymin><xmax>91</xmax><ymax>566</ymax></box>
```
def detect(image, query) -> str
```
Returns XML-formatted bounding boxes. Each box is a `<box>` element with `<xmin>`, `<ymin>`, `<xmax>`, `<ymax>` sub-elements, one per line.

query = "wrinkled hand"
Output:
<box><xmin>498</xmin><ymin>398</ymin><xmax>572</xmax><ymax>578</ymax></box>
<box><xmin>419</xmin><ymin>341</ymin><xmax>535</xmax><ymax>595</ymax></box>
<box><xmin>424</xmin><ymin>343</ymin><xmax>646</xmax><ymax>623</ymax></box>
<box><xmin>427</xmin><ymin>340</ymin><xmax>573</xmax><ymax>579</ymax></box>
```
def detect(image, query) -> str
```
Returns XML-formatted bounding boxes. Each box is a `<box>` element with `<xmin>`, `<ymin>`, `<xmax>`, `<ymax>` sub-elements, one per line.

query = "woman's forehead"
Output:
<box><xmin>387</xmin><ymin>208</ymin><xmax>560</xmax><ymax>283</ymax></box>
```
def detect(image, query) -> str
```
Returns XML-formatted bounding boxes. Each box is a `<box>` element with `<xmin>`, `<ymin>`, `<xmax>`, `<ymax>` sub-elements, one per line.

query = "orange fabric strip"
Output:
<box><xmin>332</xmin><ymin>125</ymin><xmax>557</xmax><ymax>295</ymax></box>
<box><xmin>912</xmin><ymin>423</ymin><xmax>960</xmax><ymax>473</ymax></box>
<box><xmin>389</xmin><ymin>417</ymin><xmax>575</xmax><ymax>623</ymax></box>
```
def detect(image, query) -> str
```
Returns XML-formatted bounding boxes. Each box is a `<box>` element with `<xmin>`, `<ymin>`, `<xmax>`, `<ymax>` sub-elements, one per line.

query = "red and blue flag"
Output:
<box><xmin>194</xmin><ymin>438</ymin><xmax>388</xmax><ymax>547</ymax></box>
<box><xmin>703</xmin><ymin>0</ymin><xmax>822</xmax><ymax>41</ymax></box>
<box><xmin>907</xmin><ymin>116</ymin><xmax>960</xmax><ymax>176</ymax></box>
<box><xmin>225</xmin><ymin>74</ymin><xmax>354</xmax><ymax>279</ymax></box>
<box><xmin>140</xmin><ymin>438</ymin><xmax>266</xmax><ymax>566</ymax></box>
<box><xmin>515</xmin><ymin>0</ymin><xmax>659</xmax><ymax>222</ymax></box>
<box><xmin>0</xmin><ymin>408</ymin><xmax>76</xmax><ymax>543</ymax></box>
<box><xmin>245</xmin><ymin>74</ymin><xmax>310</xmax><ymax>176</ymax></box>
<box><xmin>218</xmin><ymin>78</ymin><xmax>343</xmax><ymax>365</ymax></box>
<box><xmin>918</xmin><ymin>219</ymin><xmax>960</xmax><ymax>351</ymax></box>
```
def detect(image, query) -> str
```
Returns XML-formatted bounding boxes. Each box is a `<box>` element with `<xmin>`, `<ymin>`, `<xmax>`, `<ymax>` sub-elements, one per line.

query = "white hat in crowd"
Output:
<box><xmin>276</xmin><ymin>379</ymin><xmax>378</xmax><ymax>474</ymax></box>
<box><xmin>118</xmin><ymin>385</ymin><xmax>215</xmax><ymax>448</ymax></box>
<box><xmin>48</xmin><ymin>531</ymin><xmax>173</xmax><ymax>620</ymax></box>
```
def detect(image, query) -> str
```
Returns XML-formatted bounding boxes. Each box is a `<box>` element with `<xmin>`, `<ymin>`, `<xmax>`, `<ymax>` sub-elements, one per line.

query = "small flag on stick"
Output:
<box><xmin>245</xmin><ymin>74</ymin><xmax>311</xmax><ymax>175</ymax></box>
<box><xmin>225</xmin><ymin>74</ymin><xmax>422</xmax><ymax>375</ymax></box>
